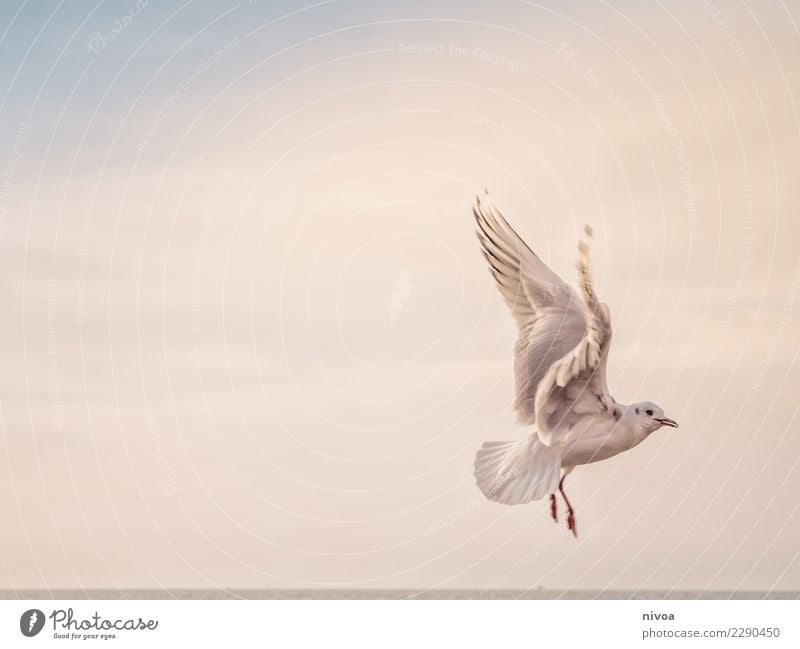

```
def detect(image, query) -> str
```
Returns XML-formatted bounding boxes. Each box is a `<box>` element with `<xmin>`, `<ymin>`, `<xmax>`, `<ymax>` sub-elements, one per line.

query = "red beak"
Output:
<box><xmin>657</xmin><ymin>417</ymin><xmax>678</xmax><ymax>428</ymax></box>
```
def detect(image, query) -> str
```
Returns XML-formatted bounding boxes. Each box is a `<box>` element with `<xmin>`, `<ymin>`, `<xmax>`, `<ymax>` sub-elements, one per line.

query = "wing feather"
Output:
<box><xmin>534</xmin><ymin>226</ymin><xmax>614</xmax><ymax>447</ymax></box>
<box><xmin>474</xmin><ymin>192</ymin><xmax>588</xmax><ymax>424</ymax></box>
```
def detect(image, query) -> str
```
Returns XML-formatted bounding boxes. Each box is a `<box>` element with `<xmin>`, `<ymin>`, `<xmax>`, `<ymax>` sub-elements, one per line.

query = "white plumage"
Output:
<box><xmin>472</xmin><ymin>192</ymin><xmax>678</xmax><ymax>535</ymax></box>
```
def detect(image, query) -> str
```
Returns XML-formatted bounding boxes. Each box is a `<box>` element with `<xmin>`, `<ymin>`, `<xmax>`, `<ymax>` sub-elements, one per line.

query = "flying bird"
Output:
<box><xmin>472</xmin><ymin>192</ymin><xmax>678</xmax><ymax>536</ymax></box>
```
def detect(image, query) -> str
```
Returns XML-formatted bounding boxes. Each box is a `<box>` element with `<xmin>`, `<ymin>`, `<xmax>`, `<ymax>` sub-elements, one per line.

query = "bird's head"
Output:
<box><xmin>630</xmin><ymin>401</ymin><xmax>678</xmax><ymax>434</ymax></box>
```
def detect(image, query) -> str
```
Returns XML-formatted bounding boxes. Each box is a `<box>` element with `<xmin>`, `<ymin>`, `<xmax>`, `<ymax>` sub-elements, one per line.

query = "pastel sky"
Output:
<box><xmin>0</xmin><ymin>0</ymin><xmax>799</xmax><ymax>593</ymax></box>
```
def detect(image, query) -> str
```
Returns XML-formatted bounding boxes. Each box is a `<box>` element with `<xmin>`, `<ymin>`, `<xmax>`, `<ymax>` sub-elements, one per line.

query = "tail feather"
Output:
<box><xmin>474</xmin><ymin>435</ymin><xmax>561</xmax><ymax>505</ymax></box>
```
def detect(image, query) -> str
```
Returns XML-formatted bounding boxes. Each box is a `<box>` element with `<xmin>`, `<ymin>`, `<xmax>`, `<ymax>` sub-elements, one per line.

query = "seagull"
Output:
<box><xmin>472</xmin><ymin>192</ymin><xmax>678</xmax><ymax>536</ymax></box>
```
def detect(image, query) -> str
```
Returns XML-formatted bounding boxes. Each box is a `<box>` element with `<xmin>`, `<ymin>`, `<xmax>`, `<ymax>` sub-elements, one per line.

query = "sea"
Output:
<box><xmin>1</xmin><ymin>589</ymin><xmax>797</xmax><ymax>600</ymax></box>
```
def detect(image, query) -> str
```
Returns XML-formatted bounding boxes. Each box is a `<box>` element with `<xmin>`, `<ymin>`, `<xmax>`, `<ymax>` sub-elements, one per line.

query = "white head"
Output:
<box><xmin>629</xmin><ymin>401</ymin><xmax>678</xmax><ymax>434</ymax></box>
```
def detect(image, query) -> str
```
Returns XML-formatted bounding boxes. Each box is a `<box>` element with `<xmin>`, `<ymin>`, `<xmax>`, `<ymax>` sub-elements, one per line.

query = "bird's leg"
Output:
<box><xmin>558</xmin><ymin>474</ymin><xmax>577</xmax><ymax>537</ymax></box>
<box><xmin>549</xmin><ymin>493</ymin><xmax>558</xmax><ymax>522</ymax></box>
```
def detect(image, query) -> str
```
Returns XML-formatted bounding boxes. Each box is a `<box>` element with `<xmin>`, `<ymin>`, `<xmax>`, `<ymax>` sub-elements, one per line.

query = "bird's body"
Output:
<box><xmin>472</xmin><ymin>192</ymin><xmax>677</xmax><ymax>535</ymax></box>
<box><xmin>560</xmin><ymin>407</ymin><xmax>644</xmax><ymax>466</ymax></box>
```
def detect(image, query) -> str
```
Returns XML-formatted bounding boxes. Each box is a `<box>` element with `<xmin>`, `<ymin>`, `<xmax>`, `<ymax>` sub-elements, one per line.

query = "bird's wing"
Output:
<box><xmin>533</xmin><ymin>226</ymin><xmax>614</xmax><ymax>447</ymax></box>
<box><xmin>474</xmin><ymin>192</ymin><xmax>587</xmax><ymax>424</ymax></box>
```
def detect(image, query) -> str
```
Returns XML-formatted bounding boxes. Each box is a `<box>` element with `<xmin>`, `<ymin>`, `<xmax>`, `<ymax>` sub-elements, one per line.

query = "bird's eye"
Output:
<box><xmin>645</xmin><ymin>409</ymin><xmax>654</xmax><ymax>417</ymax></box>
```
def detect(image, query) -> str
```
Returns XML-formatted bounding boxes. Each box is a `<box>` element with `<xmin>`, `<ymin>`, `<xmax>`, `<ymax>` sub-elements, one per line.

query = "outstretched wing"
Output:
<box><xmin>474</xmin><ymin>192</ymin><xmax>588</xmax><ymax>424</ymax></box>
<box><xmin>533</xmin><ymin>226</ymin><xmax>614</xmax><ymax>447</ymax></box>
